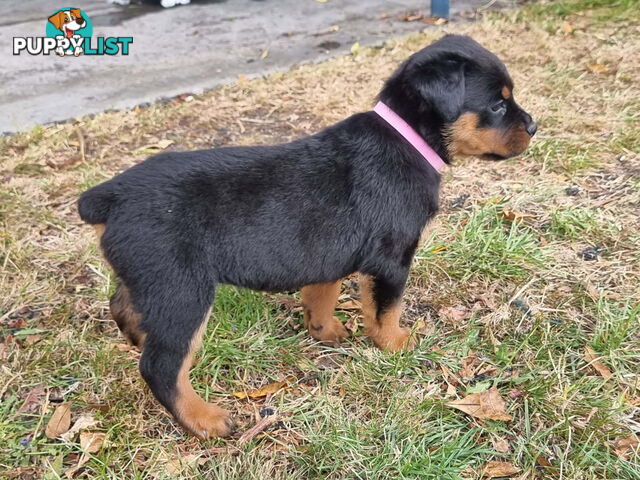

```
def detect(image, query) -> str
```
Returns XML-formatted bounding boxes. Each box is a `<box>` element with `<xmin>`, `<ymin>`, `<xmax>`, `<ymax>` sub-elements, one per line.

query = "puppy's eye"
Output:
<box><xmin>490</xmin><ymin>100</ymin><xmax>506</xmax><ymax>113</ymax></box>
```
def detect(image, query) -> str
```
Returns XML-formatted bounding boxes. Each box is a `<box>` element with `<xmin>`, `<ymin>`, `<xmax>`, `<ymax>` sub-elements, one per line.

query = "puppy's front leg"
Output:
<box><xmin>359</xmin><ymin>270</ymin><xmax>415</xmax><ymax>352</ymax></box>
<box><xmin>301</xmin><ymin>280</ymin><xmax>348</xmax><ymax>345</ymax></box>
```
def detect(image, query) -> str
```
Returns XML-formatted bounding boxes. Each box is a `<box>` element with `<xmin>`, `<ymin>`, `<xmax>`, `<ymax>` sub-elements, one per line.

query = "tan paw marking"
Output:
<box><xmin>368</xmin><ymin>326</ymin><xmax>415</xmax><ymax>352</ymax></box>
<box><xmin>178</xmin><ymin>401</ymin><xmax>233</xmax><ymax>440</ymax></box>
<box><xmin>309</xmin><ymin>315</ymin><xmax>349</xmax><ymax>346</ymax></box>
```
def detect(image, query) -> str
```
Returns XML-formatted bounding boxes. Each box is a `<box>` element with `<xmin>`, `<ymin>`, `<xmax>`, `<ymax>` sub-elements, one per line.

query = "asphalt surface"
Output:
<box><xmin>1</xmin><ymin>0</ymin><xmax>502</xmax><ymax>133</ymax></box>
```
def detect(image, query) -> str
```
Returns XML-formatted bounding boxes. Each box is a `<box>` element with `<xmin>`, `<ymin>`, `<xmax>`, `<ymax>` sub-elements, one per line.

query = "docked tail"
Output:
<box><xmin>77</xmin><ymin>182</ymin><xmax>117</xmax><ymax>225</ymax></box>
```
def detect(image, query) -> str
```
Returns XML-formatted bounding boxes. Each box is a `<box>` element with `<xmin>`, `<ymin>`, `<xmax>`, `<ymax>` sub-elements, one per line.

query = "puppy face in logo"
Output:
<box><xmin>48</xmin><ymin>8</ymin><xmax>86</xmax><ymax>38</ymax></box>
<box><xmin>47</xmin><ymin>8</ymin><xmax>87</xmax><ymax>56</ymax></box>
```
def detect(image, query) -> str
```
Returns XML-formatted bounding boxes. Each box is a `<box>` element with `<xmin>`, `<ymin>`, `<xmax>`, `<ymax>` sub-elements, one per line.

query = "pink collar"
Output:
<box><xmin>373</xmin><ymin>101</ymin><xmax>446</xmax><ymax>172</ymax></box>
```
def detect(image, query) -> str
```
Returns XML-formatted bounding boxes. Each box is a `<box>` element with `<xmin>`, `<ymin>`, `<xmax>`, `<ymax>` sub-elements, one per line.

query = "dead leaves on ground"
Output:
<box><xmin>438</xmin><ymin>305</ymin><xmax>471</xmax><ymax>326</ymax></box>
<box><xmin>64</xmin><ymin>432</ymin><xmax>107</xmax><ymax>478</ymax></box>
<box><xmin>232</xmin><ymin>376</ymin><xmax>296</xmax><ymax>399</ymax></box>
<box><xmin>498</xmin><ymin>207</ymin><xmax>535</xmax><ymax>224</ymax></box>
<box><xmin>481</xmin><ymin>461</ymin><xmax>520</xmax><ymax>478</ymax></box>
<box><xmin>131</xmin><ymin>139</ymin><xmax>174</xmax><ymax>155</ymax></box>
<box><xmin>585</xmin><ymin>63</ymin><xmax>614</xmax><ymax>75</ymax></box>
<box><xmin>613</xmin><ymin>435</ymin><xmax>639</xmax><ymax>460</ymax></box>
<box><xmin>45</xmin><ymin>402</ymin><xmax>72</xmax><ymax>438</ymax></box>
<box><xmin>446</xmin><ymin>387</ymin><xmax>512</xmax><ymax>421</ymax></box>
<box><xmin>584</xmin><ymin>345</ymin><xmax>613</xmax><ymax>379</ymax></box>
<box><xmin>42</xmin><ymin>404</ymin><xmax>109</xmax><ymax>477</ymax></box>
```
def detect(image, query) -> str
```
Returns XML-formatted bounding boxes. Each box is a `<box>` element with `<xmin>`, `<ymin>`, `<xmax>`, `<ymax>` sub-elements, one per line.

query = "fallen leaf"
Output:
<box><xmin>166</xmin><ymin>454</ymin><xmax>206</xmax><ymax>475</ymax></box>
<box><xmin>493</xmin><ymin>437</ymin><xmax>510</xmax><ymax>453</ymax></box>
<box><xmin>61</xmin><ymin>414</ymin><xmax>99</xmax><ymax>442</ymax></box>
<box><xmin>344</xmin><ymin>316</ymin><xmax>358</xmax><ymax>333</ymax></box>
<box><xmin>446</xmin><ymin>386</ymin><xmax>512</xmax><ymax>421</ymax></box>
<box><xmin>273</xmin><ymin>296</ymin><xmax>299</xmax><ymax>312</ymax></box>
<box><xmin>561</xmin><ymin>21</ymin><xmax>574</xmax><ymax>34</ymax></box>
<box><xmin>113</xmin><ymin>343</ymin><xmax>135</xmax><ymax>352</ymax></box>
<box><xmin>260</xmin><ymin>48</ymin><xmax>269</xmax><ymax>59</ymax></box>
<box><xmin>401</xmin><ymin>13</ymin><xmax>423</xmax><ymax>22</ymax></box>
<box><xmin>481</xmin><ymin>461</ymin><xmax>520</xmax><ymax>478</ymax></box>
<box><xmin>613</xmin><ymin>435</ymin><xmax>639</xmax><ymax>460</ymax></box>
<box><xmin>336</xmin><ymin>300</ymin><xmax>361</xmax><ymax>310</ymax></box>
<box><xmin>17</xmin><ymin>385</ymin><xmax>46</xmax><ymax>414</ymax></box>
<box><xmin>132</xmin><ymin>139</ymin><xmax>173</xmax><ymax>154</ymax></box>
<box><xmin>413</xmin><ymin>318</ymin><xmax>435</xmax><ymax>336</ymax></box>
<box><xmin>536</xmin><ymin>455</ymin><xmax>560</xmax><ymax>478</ymax></box>
<box><xmin>586</xmin><ymin>63</ymin><xmax>612</xmax><ymax>75</ymax></box>
<box><xmin>460</xmin><ymin>352</ymin><xmax>480</xmax><ymax>379</ymax></box>
<box><xmin>438</xmin><ymin>305</ymin><xmax>471</xmax><ymax>325</ymax></box>
<box><xmin>79</xmin><ymin>431</ymin><xmax>105</xmax><ymax>454</ymax></box>
<box><xmin>233</xmin><ymin>378</ymin><xmax>293</xmax><ymax>399</ymax></box>
<box><xmin>350</xmin><ymin>42</ymin><xmax>361</xmax><ymax>55</ymax></box>
<box><xmin>499</xmin><ymin>207</ymin><xmax>535</xmax><ymax>223</ymax></box>
<box><xmin>45</xmin><ymin>403</ymin><xmax>72</xmax><ymax>438</ymax></box>
<box><xmin>584</xmin><ymin>346</ymin><xmax>612</xmax><ymax>379</ymax></box>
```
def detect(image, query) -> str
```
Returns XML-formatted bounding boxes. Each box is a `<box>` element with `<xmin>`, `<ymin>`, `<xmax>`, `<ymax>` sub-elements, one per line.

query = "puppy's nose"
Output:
<box><xmin>77</xmin><ymin>17</ymin><xmax>85</xmax><ymax>25</ymax></box>
<box><xmin>526</xmin><ymin>121</ymin><xmax>537</xmax><ymax>137</ymax></box>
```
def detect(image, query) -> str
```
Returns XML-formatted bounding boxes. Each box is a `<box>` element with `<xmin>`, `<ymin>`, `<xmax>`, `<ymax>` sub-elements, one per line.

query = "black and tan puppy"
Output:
<box><xmin>78</xmin><ymin>35</ymin><xmax>536</xmax><ymax>439</ymax></box>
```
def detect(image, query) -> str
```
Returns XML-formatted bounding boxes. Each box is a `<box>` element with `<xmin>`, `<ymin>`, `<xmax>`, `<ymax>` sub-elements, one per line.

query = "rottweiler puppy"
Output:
<box><xmin>78</xmin><ymin>34</ymin><xmax>536</xmax><ymax>439</ymax></box>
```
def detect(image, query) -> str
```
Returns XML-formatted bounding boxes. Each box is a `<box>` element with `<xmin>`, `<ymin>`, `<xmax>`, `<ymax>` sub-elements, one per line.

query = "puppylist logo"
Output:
<box><xmin>13</xmin><ymin>8</ymin><xmax>133</xmax><ymax>57</ymax></box>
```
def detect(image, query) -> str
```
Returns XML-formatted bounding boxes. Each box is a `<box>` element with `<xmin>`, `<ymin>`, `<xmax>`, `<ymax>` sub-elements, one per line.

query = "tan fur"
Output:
<box><xmin>358</xmin><ymin>274</ymin><xmax>414</xmax><ymax>352</ymax></box>
<box><xmin>447</xmin><ymin>112</ymin><xmax>530</xmax><ymax>158</ymax></box>
<box><xmin>110</xmin><ymin>284</ymin><xmax>146</xmax><ymax>348</ymax></box>
<box><xmin>93</xmin><ymin>223</ymin><xmax>105</xmax><ymax>241</ymax></box>
<box><xmin>301</xmin><ymin>281</ymin><xmax>347</xmax><ymax>345</ymax></box>
<box><xmin>501</xmin><ymin>86</ymin><xmax>512</xmax><ymax>99</ymax></box>
<box><xmin>174</xmin><ymin>308</ymin><xmax>233</xmax><ymax>439</ymax></box>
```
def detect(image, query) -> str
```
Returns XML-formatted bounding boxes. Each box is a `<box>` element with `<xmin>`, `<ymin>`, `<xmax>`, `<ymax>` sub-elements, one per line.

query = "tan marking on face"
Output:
<box><xmin>501</xmin><ymin>86</ymin><xmax>511</xmax><ymax>99</ymax></box>
<box><xmin>358</xmin><ymin>274</ymin><xmax>414</xmax><ymax>352</ymax></box>
<box><xmin>301</xmin><ymin>280</ymin><xmax>347</xmax><ymax>344</ymax></box>
<box><xmin>447</xmin><ymin>112</ymin><xmax>531</xmax><ymax>158</ymax></box>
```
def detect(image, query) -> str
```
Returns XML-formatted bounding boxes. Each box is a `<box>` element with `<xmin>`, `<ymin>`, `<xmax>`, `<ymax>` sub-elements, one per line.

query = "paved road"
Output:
<box><xmin>1</xmin><ymin>0</ymin><xmax>503</xmax><ymax>133</ymax></box>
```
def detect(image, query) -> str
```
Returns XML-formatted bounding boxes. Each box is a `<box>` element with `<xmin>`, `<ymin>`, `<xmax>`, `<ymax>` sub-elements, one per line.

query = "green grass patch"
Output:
<box><xmin>417</xmin><ymin>203</ymin><xmax>547</xmax><ymax>282</ymax></box>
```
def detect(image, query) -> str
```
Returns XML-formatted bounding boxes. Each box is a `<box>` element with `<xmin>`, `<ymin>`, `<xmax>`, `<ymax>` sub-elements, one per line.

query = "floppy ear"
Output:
<box><xmin>48</xmin><ymin>11</ymin><xmax>65</xmax><ymax>30</ymax></box>
<box><xmin>70</xmin><ymin>9</ymin><xmax>82</xmax><ymax>20</ymax></box>
<box><xmin>408</xmin><ymin>52</ymin><xmax>468</xmax><ymax>123</ymax></box>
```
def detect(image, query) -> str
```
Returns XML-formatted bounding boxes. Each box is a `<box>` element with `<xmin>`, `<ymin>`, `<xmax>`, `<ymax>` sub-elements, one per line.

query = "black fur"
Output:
<box><xmin>78</xmin><ymin>34</ymin><xmax>535</xmax><ymax>432</ymax></box>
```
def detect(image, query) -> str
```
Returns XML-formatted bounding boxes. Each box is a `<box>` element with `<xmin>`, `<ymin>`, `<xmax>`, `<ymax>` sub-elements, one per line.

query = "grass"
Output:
<box><xmin>1</xmin><ymin>0</ymin><xmax>639</xmax><ymax>478</ymax></box>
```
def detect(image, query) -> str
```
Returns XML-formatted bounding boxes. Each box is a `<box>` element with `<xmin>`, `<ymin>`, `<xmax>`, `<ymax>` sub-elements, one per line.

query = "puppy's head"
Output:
<box><xmin>48</xmin><ymin>9</ymin><xmax>86</xmax><ymax>37</ymax></box>
<box><xmin>380</xmin><ymin>35</ymin><xmax>536</xmax><ymax>161</ymax></box>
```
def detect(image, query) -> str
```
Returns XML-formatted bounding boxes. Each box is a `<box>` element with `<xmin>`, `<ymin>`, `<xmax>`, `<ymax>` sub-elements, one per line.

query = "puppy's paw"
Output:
<box><xmin>179</xmin><ymin>403</ymin><xmax>234</xmax><ymax>440</ymax></box>
<box><xmin>308</xmin><ymin>316</ymin><xmax>349</xmax><ymax>346</ymax></box>
<box><xmin>369</xmin><ymin>326</ymin><xmax>415</xmax><ymax>352</ymax></box>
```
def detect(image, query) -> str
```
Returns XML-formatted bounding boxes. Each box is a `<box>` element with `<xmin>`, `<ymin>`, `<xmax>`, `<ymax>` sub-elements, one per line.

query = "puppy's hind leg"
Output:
<box><xmin>110</xmin><ymin>281</ymin><xmax>146</xmax><ymax>348</ymax></box>
<box><xmin>137</xmin><ymin>281</ymin><xmax>233</xmax><ymax>439</ymax></box>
